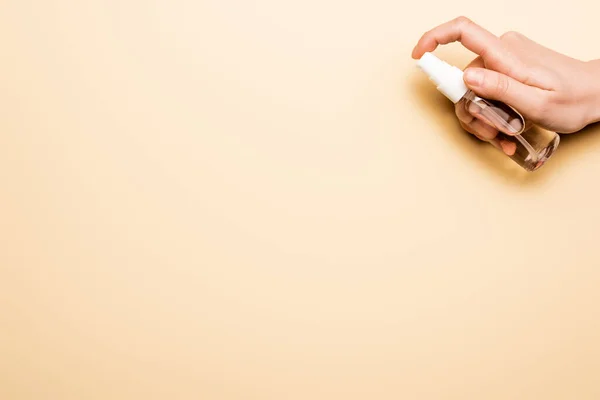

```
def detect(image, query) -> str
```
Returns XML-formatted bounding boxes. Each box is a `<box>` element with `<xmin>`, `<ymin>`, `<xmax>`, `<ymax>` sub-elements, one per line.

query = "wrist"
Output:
<box><xmin>584</xmin><ymin>59</ymin><xmax>600</xmax><ymax>125</ymax></box>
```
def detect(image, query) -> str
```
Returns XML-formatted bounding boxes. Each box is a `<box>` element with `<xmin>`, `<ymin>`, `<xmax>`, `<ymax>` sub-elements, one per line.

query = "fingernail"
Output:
<box><xmin>508</xmin><ymin>118</ymin><xmax>523</xmax><ymax>134</ymax></box>
<box><xmin>464</xmin><ymin>69</ymin><xmax>484</xmax><ymax>87</ymax></box>
<box><xmin>499</xmin><ymin>140</ymin><xmax>517</xmax><ymax>156</ymax></box>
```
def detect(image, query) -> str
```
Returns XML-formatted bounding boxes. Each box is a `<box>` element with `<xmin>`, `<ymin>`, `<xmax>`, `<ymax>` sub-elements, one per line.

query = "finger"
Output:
<box><xmin>467</xmin><ymin>100</ymin><xmax>511</xmax><ymax>120</ymax></box>
<box><xmin>463</xmin><ymin>67</ymin><xmax>547</xmax><ymax>121</ymax></box>
<box><xmin>466</xmin><ymin>118</ymin><xmax>499</xmax><ymax>141</ymax></box>
<box><xmin>460</xmin><ymin>120</ymin><xmax>515</xmax><ymax>156</ymax></box>
<box><xmin>458</xmin><ymin>99</ymin><xmax>501</xmax><ymax>140</ymax></box>
<box><xmin>466</xmin><ymin>101</ymin><xmax>521</xmax><ymax>136</ymax></box>
<box><xmin>465</xmin><ymin>56</ymin><xmax>485</xmax><ymax>69</ymax></box>
<box><xmin>508</xmin><ymin>117</ymin><xmax>523</xmax><ymax>132</ymax></box>
<box><xmin>459</xmin><ymin>117</ymin><xmax>498</xmax><ymax>141</ymax></box>
<box><xmin>498</xmin><ymin>139</ymin><xmax>517</xmax><ymax>156</ymax></box>
<box><xmin>455</xmin><ymin>101</ymin><xmax>474</xmax><ymax>125</ymax></box>
<box><xmin>489</xmin><ymin>105</ymin><xmax>510</xmax><ymax>121</ymax></box>
<box><xmin>459</xmin><ymin>120</ymin><xmax>480</xmax><ymax>138</ymax></box>
<box><xmin>412</xmin><ymin>17</ymin><xmax>523</xmax><ymax>78</ymax></box>
<box><xmin>489</xmin><ymin>138</ymin><xmax>516</xmax><ymax>155</ymax></box>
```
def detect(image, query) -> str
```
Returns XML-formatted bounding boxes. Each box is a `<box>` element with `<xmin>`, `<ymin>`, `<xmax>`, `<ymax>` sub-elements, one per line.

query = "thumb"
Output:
<box><xmin>463</xmin><ymin>68</ymin><xmax>545</xmax><ymax>118</ymax></box>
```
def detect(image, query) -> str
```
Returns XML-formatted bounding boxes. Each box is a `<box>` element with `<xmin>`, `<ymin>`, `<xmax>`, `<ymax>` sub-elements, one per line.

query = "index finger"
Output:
<box><xmin>411</xmin><ymin>17</ymin><xmax>521</xmax><ymax>77</ymax></box>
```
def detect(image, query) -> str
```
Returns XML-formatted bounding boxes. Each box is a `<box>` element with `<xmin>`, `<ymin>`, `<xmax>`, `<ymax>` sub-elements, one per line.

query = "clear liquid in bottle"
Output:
<box><xmin>461</xmin><ymin>90</ymin><xmax>560</xmax><ymax>171</ymax></box>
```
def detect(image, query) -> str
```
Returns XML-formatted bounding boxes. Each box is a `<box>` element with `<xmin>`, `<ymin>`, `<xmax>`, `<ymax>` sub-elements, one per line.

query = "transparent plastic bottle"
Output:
<box><xmin>417</xmin><ymin>52</ymin><xmax>560</xmax><ymax>171</ymax></box>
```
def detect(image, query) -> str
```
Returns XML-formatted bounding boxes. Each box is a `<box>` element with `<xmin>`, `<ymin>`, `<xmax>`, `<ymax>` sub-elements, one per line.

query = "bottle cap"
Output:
<box><xmin>417</xmin><ymin>52</ymin><xmax>468</xmax><ymax>104</ymax></box>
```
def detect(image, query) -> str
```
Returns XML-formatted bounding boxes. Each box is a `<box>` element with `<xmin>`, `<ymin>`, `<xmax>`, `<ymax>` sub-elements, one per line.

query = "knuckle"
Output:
<box><xmin>455</xmin><ymin>16</ymin><xmax>472</xmax><ymax>27</ymax></box>
<box><xmin>532</xmin><ymin>94</ymin><xmax>552</xmax><ymax>120</ymax></box>
<box><xmin>500</xmin><ymin>31</ymin><xmax>521</xmax><ymax>41</ymax></box>
<box><xmin>456</xmin><ymin>108</ymin><xmax>472</xmax><ymax>124</ymax></box>
<box><xmin>495</xmin><ymin>75</ymin><xmax>510</xmax><ymax>98</ymax></box>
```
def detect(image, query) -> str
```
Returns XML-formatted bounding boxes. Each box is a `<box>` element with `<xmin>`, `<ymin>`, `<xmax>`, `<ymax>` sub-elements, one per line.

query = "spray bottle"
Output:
<box><xmin>417</xmin><ymin>52</ymin><xmax>559</xmax><ymax>171</ymax></box>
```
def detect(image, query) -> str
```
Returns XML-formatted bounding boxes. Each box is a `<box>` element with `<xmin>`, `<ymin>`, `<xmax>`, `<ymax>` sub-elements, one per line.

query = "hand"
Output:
<box><xmin>412</xmin><ymin>16</ymin><xmax>600</xmax><ymax>145</ymax></box>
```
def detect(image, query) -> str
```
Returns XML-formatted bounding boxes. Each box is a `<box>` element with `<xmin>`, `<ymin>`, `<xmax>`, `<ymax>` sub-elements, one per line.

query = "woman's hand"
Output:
<box><xmin>412</xmin><ymin>17</ymin><xmax>600</xmax><ymax>144</ymax></box>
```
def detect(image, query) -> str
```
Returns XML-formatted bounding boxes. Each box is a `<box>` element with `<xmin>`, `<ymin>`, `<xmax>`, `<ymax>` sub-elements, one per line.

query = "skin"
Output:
<box><xmin>412</xmin><ymin>17</ymin><xmax>600</xmax><ymax>154</ymax></box>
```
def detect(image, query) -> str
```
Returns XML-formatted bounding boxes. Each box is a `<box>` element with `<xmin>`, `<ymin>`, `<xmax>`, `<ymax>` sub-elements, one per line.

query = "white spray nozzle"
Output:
<box><xmin>417</xmin><ymin>52</ymin><xmax>468</xmax><ymax>104</ymax></box>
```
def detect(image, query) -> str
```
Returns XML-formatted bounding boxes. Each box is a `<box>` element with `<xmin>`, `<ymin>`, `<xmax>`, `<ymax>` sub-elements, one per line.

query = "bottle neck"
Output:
<box><xmin>434</xmin><ymin>67</ymin><xmax>468</xmax><ymax>104</ymax></box>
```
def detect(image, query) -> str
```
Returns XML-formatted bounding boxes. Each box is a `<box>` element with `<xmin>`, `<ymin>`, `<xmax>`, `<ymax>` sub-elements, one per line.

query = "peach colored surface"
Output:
<box><xmin>2</xmin><ymin>1</ymin><xmax>600</xmax><ymax>399</ymax></box>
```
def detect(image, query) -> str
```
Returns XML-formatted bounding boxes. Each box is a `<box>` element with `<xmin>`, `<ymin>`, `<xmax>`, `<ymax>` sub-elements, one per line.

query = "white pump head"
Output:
<box><xmin>417</xmin><ymin>52</ymin><xmax>468</xmax><ymax>104</ymax></box>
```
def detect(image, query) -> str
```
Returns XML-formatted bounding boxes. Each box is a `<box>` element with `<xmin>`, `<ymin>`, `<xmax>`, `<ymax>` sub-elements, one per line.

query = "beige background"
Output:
<box><xmin>2</xmin><ymin>1</ymin><xmax>600</xmax><ymax>399</ymax></box>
